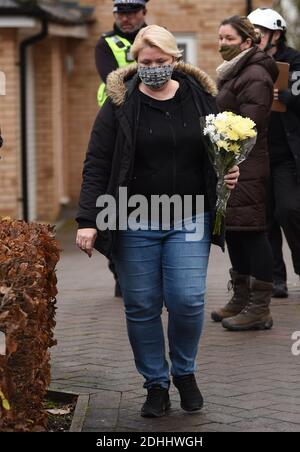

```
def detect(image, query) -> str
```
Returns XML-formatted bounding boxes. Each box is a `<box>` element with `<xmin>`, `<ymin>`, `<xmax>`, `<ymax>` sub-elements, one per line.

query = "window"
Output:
<box><xmin>174</xmin><ymin>33</ymin><xmax>197</xmax><ymax>66</ymax></box>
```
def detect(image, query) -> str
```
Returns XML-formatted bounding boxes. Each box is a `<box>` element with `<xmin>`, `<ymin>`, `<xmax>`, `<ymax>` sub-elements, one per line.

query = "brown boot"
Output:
<box><xmin>211</xmin><ymin>269</ymin><xmax>249</xmax><ymax>322</ymax></box>
<box><xmin>222</xmin><ymin>277</ymin><xmax>273</xmax><ymax>331</ymax></box>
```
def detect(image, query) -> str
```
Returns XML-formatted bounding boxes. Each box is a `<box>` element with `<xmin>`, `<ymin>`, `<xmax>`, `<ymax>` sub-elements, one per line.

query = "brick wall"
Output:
<box><xmin>0</xmin><ymin>29</ymin><xmax>20</xmax><ymax>219</ymax></box>
<box><xmin>34</xmin><ymin>37</ymin><xmax>66</xmax><ymax>221</ymax></box>
<box><xmin>66</xmin><ymin>37</ymin><xmax>99</xmax><ymax>204</ymax></box>
<box><xmin>35</xmin><ymin>39</ymin><xmax>55</xmax><ymax>221</ymax></box>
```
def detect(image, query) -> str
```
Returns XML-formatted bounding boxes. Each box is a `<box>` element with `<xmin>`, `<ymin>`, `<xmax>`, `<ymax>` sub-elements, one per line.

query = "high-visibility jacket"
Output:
<box><xmin>97</xmin><ymin>34</ymin><xmax>134</xmax><ymax>107</ymax></box>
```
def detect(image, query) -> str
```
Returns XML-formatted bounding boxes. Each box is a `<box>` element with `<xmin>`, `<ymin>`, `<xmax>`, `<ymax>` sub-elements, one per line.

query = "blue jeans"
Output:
<box><xmin>112</xmin><ymin>214</ymin><xmax>211</xmax><ymax>389</ymax></box>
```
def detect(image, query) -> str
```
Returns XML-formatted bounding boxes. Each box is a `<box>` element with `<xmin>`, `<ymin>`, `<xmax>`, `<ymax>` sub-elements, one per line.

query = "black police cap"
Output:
<box><xmin>113</xmin><ymin>0</ymin><xmax>149</xmax><ymax>13</ymax></box>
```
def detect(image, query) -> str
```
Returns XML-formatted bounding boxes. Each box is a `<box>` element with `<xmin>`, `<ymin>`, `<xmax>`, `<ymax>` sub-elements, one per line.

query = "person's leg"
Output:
<box><xmin>222</xmin><ymin>232</ymin><xmax>273</xmax><ymax>331</ymax></box>
<box><xmin>268</xmin><ymin>218</ymin><xmax>287</xmax><ymax>283</ymax></box>
<box><xmin>267</xmin><ymin>169</ymin><xmax>288</xmax><ymax>297</ymax></box>
<box><xmin>163</xmin><ymin>214</ymin><xmax>211</xmax><ymax>377</ymax></box>
<box><xmin>162</xmin><ymin>214</ymin><xmax>211</xmax><ymax>411</ymax></box>
<box><xmin>268</xmin><ymin>220</ymin><xmax>288</xmax><ymax>297</ymax></box>
<box><xmin>245</xmin><ymin>232</ymin><xmax>273</xmax><ymax>283</ymax></box>
<box><xmin>226</xmin><ymin>231</ymin><xmax>250</xmax><ymax>275</ymax></box>
<box><xmin>273</xmin><ymin>162</ymin><xmax>300</xmax><ymax>277</ymax></box>
<box><xmin>107</xmin><ymin>257</ymin><xmax>122</xmax><ymax>297</ymax></box>
<box><xmin>267</xmin><ymin>168</ymin><xmax>287</xmax><ymax>285</ymax></box>
<box><xmin>112</xmin><ymin>229</ymin><xmax>170</xmax><ymax>390</ymax></box>
<box><xmin>211</xmin><ymin>231</ymin><xmax>250</xmax><ymax>322</ymax></box>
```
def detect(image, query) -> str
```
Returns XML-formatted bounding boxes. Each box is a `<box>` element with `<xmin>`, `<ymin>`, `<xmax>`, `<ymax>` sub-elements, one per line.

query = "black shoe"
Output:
<box><xmin>114</xmin><ymin>281</ymin><xmax>122</xmax><ymax>298</ymax></box>
<box><xmin>141</xmin><ymin>385</ymin><xmax>171</xmax><ymax>418</ymax></box>
<box><xmin>272</xmin><ymin>281</ymin><xmax>288</xmax><ymax>298</ymax></box>
<box><xmin>173</xmin><ymin>374</ymin><xmax>203</xmax><ymax>412</ymax></box>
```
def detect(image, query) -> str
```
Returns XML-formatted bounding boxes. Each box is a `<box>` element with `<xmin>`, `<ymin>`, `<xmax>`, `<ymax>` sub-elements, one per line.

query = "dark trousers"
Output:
<box><xmin>226</xmin><ymin>231</ymin><xmax>273</xmax><ymax>282</ymax></box>
<box><xmin>108</xmin><ymin>257</ymin><xmax>119</xmax><ymax>282</ymax></box>
<box><xmin>268</xmin><ymin>220</ymin><xmax>287</xmax><ymax>282</ymax></box>
<box><xmin>268</xmin><ymin>161</ymin><xmax>300</xmax><ymax>281</ymax></box>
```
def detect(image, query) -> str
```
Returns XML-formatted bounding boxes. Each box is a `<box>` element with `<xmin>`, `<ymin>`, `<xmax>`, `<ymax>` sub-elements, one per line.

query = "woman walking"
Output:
<box><xmin>211</xmin><ymin>16</ymin><xmax>279</xmax><ymax>331</ymax></box>
<box><xmin>76</xmin><ymin>25</ymin><xmax>239</xmax><ymax>417</ymax></box>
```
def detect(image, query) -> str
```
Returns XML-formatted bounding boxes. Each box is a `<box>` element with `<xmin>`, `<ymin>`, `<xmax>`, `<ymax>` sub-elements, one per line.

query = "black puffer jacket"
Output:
<box><xmin>76</xmin><ymin>62</ymin><xmax>223</xmax><ymax>257</ymax></box>
<box><xmin>216</xmin><ymin>47</ymin><xmax>279</xmax><ymax>231</ymax></box>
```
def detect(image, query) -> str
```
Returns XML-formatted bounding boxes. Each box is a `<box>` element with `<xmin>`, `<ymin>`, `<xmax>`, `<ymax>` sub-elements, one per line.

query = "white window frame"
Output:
<box><xmin>174</xmin><ymin>33</ymin><xmax>197</xmax><ymax>66</ymax></box>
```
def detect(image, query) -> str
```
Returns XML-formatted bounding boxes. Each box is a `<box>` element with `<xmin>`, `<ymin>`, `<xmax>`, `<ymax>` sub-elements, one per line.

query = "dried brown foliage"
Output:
<box><xmin>0</xmin><ymin>219</ymin><xmax>60</xmax><ymax>432</ymax></box>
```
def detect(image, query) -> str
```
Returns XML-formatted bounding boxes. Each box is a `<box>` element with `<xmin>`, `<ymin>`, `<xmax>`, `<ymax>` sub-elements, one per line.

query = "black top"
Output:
<box><xmin>76</xmin><ymin>67</ymin><xmax>224</xmax><ymax>255</ymax></box>
<box><xmin>268</xmin><ymin>112</ymin><xmax>293</xmax><ymax>165</ymax></box>
<box><xmin>268</xmin><ymin>44</ymin><xmax>299</xmax><ymax>166</ymax></box>
<box><xmin>128</xmin><ymin>78</ymin><xmax>208</xmax><ymax>223</ymax></box>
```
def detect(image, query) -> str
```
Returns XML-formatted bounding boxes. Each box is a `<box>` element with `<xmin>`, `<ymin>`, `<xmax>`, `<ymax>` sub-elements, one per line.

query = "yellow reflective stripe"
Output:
<box><xmin>105</xmin><ymin>35</ymin><xmax>131</xmax><ymax>68</ymax></box>
<box><xmin>97</xmin><ymin>82</ymin><xmax>107</xmax><ymax>107</ymax></box>
<box><xmin>97</xmin><ymin>35</ymin><xmax>132</xmax><ymax>107</ymax></box>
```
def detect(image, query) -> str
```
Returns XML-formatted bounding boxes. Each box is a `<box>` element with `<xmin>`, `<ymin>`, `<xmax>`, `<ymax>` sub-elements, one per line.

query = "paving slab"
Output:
<box><xmin>50</xmin><ymin>220</ymin><xmax>300</xmax><ymax>432</ymax></box>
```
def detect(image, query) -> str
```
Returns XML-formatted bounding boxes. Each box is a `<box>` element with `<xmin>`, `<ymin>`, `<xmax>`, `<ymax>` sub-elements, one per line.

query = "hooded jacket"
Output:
<box><xmin>216</xmin><ymin>47</ymin><xmax>279</xmax><ymax>231</ymax></box>
<box><xmin>76</xmin><ymin>62</ymin><xmax>223</xmax><ymax>257</ymax></box>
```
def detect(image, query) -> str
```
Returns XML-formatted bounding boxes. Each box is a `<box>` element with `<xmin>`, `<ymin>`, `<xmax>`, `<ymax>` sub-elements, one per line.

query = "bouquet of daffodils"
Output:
<box><xmin>202</xmin><ymin>111</ymin><xmax>257</xmax><ymax>235</ymax></box>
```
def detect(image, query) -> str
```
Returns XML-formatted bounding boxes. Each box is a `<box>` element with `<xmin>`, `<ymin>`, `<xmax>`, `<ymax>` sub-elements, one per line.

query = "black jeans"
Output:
<box><xmin>226</xmin><ymin>231</ymin><xmax>273</xmax><ymax>282</ymax></box>
<box><xmin>268</xmin><ymin>161</ymin><xmax>300</xmax><ymax>281</ymax></box>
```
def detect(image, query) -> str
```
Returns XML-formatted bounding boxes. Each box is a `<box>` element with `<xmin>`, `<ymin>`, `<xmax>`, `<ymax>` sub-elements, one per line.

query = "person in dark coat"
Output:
<box><xmin>95</xmin><ymin>0</ymin><xmax>150</xmax><ymax>297</ymax></box>
<box><xmin>95</xmin><ymin>0</ymin><xmax>149</xmax><ymax>106</ymax></box>
<box><xmin>76</xmin><ymin>25</ymin><xmax>239</xmax><ymax>418</ymax></box>
<box><xmin>211</xmin><ymin>16</ymin><xmax>279</xmax><ymax>331</ymax></box>
<box><xmin>248</xmin><ymin>8</ymin><xmax>300</xmax><ymax>299</ymax></box>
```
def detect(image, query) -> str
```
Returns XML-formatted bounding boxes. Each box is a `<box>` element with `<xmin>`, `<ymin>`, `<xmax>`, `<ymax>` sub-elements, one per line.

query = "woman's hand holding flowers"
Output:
<box><xmin>224</xmin><ymin>165</ymin><xmax>239</xmax><ymax>190</ymax></box>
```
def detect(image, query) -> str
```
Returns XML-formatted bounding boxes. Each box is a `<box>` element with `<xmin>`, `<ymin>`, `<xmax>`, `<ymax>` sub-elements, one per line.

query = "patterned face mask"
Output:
<box><xmin>137</xmin><ymin>64</ymin><xmax>174</xmax><ymax>90</ymax></box>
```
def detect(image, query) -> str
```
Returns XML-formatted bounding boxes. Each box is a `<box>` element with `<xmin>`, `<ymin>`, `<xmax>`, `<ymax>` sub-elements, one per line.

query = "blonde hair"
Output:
<box><xmin>131</xmin><ymin>25</ymin><xmax>182</xmax><ymax>61</ymax></box>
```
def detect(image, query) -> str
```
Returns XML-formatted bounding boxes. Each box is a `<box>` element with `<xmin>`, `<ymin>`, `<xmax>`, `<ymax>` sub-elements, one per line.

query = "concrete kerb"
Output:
<box><xmin>47</xmin><ymin>388</ymin><xmax>90</xmax><ymax>432</ymax></box>
<box><xmin>70</xmin><ymin>394</ymin><xmax>90</xmax><ymax>432</ymax></box>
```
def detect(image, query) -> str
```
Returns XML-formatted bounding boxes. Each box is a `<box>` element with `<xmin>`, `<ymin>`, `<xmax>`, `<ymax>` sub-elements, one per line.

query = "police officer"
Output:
<box><xmin>94</xmin><ymin>1</ymin><xmax>149</xmax><ymax>297</ymax></box>
<box><xmin>95</xmin><ymin>0</ymin><xmax>149</xmax><ymax>107</ymax></box>
<box><xmin>248</xmin><ymin>8</ymin><xmax>300</xmax><ymax>298</ymax></box>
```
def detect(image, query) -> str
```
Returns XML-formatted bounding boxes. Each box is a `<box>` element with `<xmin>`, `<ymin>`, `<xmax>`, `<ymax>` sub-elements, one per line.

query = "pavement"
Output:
<box><xmin>50</xmin><ymin>220</ymin><xmax>300</xmax><ymax>432</ymax></box>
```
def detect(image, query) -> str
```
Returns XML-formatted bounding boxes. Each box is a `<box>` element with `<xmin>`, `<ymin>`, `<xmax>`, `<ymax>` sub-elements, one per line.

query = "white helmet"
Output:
<box><xmin>247</xmin><ymin>8</ymin><xmax>287</xmax><ymax>31</ymax></box>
